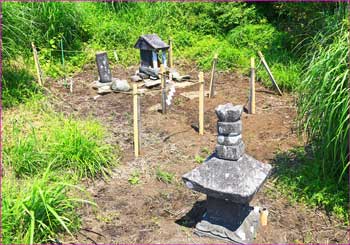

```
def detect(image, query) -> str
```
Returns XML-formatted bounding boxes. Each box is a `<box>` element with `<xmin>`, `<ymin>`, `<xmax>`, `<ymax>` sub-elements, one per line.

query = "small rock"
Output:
<box><xmin>215</xmin><ymin>142</ymin><xmax>245</xmax><ymax>160</ymax></box>
<box><xmin>92</xmin><ymin>80</ymin><xmax>112</xmax><ymax>89</ymax></box>
<box><xmin>217</xmin><ymin>135</ymin><xmax>242</xmax><ymax>146</ymax></box>
<box><xmin>144</xmin><ymin>79</ymin><xmax>161</xmax><ymax>88</ymax></box>
<box><xmin>131</xmin><ymin>75</ymin><xmax>142</xmax><ymax>82</ymax></box>
<box><xmin>148</xmin><ymin>103</ymin><xmax>161</xmax><ymax>112</ymax></box>
<box><xmin>139</xmin><ymin>66</ymin><xmax>158</xmax><ymax>78</ymax></box>
<box><xmin>111</xmin><ymin>79</ymin><xmax>130</xmax><ymax>91</ymax></box>
<box><xmin>215</xmin><ymin>104</ymin><xmax>243</xmax><ymax>122</ymax></box>
<box><xmin>138</xmin><ymin>72</ymin><xmax>149</xmax><ymax>79</ymax></box>
<box><xmin>217</xmin><ymin>121</ymin><xmax>242</xmax><ymax>136</ymax></box>
<box><xmin>97</xmin><ymin>85</ymin><xmax>112</xmax><ymax>94</ymax></box>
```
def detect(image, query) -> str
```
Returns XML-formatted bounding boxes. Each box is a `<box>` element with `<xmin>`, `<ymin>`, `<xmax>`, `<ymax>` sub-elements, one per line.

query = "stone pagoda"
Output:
<box><xmin>182</xmin><ymin>103</ymin><xmax>272</xmax><ymax>243</ymax></box>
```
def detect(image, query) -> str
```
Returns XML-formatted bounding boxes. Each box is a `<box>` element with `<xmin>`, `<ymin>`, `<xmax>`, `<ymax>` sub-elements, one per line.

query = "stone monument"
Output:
<box><xmin>182</xmin><ymin>103</ymin><xmax>272</xmax><ymax>243</ymax></box>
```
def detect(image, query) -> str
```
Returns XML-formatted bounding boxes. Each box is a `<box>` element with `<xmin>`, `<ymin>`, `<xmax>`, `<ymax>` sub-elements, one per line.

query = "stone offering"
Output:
<box><xmin>182</xmin><ymin>103</ymin><xmax>272</xmax><ymax>243</ymax></box>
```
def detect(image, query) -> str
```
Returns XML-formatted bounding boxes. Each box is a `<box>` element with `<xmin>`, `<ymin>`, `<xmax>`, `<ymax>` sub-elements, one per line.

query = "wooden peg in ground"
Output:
<box><xmin>257</xmin><ymin>51</ymin><xmax>283</xmax><ymax>96</ymax></box>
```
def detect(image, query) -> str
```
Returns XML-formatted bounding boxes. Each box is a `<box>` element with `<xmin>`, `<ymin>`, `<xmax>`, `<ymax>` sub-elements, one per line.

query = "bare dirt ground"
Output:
<box><xmin>50</xmin><ymin>63</ymin><xmax>348</xmax><ymax>244</ymax></box>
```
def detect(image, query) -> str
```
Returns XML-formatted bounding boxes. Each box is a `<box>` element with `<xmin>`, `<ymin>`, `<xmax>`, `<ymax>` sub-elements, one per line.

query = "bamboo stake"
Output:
<box><xmin>259</xmin><ymin>208</ymin><xmax>269</xmax><ymax>226</ymax></box>
<box><xmin>168</xmin><ymin>38</ymin><xmax>173</xmax><ymax>68</ymax></box>
<box><xmin>133</xmin><ymin>84</ymin><xmax>140</xmax><ymax>157</ymax></box>
<box><xmin>160</xmin><ymin>64</ymin><xmax>167</xmax><ymax>114</ymax></box>
<box><xmin>257</xmin><ymin>51</ymin><xmax>283</xmax><ymax>96</ymax></box>
<box><xmin>199</xmin><ymin>72</ymin><xmax>204</xmax><ymax>135</ymax></box>
<box><xmin>31</xmin><ymin>42</ymin><xmax>43</xmax><ymax>86</ymax></box>
<box><xmin>249</xmin><ymin>57</ymin><xmax>256</xmax><ymax>114</ymax></box>
<box><xmin>209</xmin><ymin>53</ymin><xmax>218</xmax><ymax>98</ymax></box>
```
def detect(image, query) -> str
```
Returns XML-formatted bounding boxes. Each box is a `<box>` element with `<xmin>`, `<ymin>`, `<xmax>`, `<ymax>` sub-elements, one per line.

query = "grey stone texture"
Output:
<box><xmin>195</xmin><ymin>197</ymin><xmax>260</xmax><ymax>244</ymax></box>
<box><xmin>130</xmin><ymin>75</ymin><xmax>142</xmax><ymax>82</ymax></box>
<box><xmin>217</xmin><ymin>121</ymin><xmax>242</xmax><ymax>136</ymax></box>
<box><xmin>182</xmin><ymin>154</ymin><xmax>272</xmax><ymax>204</ymax></box>
<box><xmin>217</xmin><ymin>134</ymin><xmax>242</xmax><ymax>146</ymax></box>
<box><xmin>215</xmin><ymin>103</ymin><xmax>243</xmax><ymax>122</ymax></box>
<box><xmin>95</xmin><ymin>52</ymin><xmax>112</xmax><ymax>83</ymax></box>
<box><xmin>111</xmin><ymin>79</ymin><xmax>130</xmax><ymax>92</ymax></box>
<box><xmin>215</xmin><ymin>141</ymin><xmax>245</xmax><ymax>160</ymax></box>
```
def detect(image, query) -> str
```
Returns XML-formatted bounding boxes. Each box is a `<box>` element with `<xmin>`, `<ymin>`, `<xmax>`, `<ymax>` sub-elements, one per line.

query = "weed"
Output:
<box><xmin>194</xmin><ymin>155</ymin><xmax>205</xmax><ymax>164</ymax></box>
<box><xmin>2</xmin><ymin>165</ymin><xmax>90</xmax><ymax>244</ymax></box>
<box><xmin>128</xmin><ymin>171</ymin><xmax>140</xmax><ymax>185</ymax></box>
<box><xmin>156</xmin><ymin>168</ymin><xmax>174</xmax><ymax>184</ymax></box>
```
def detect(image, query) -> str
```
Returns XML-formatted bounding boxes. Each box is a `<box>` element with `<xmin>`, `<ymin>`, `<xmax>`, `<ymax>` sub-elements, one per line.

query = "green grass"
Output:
<box><xmin>3</xmin><ymin>100</ymin><xmax>117</xmax><ymax>178</ymax></box>
<box><xmin>2</xmin><ymin>99</ymin><xmax>118</xmax><ymax>244</ymax></box>
<box><xmin>2</xmin><ymin>165</ymin><xmax>84</xmax><ymax>244</ymax></box>
<box><xmin>272</xmin><ymin>147</ymin><xmax>348</xmax><ymax>223</ymax></box>
<box><xmin>2</xmin><ymin>65</ymin><xmax>43</xmax><ymax>108</ymax></box>
<box><xmin>297</xmin><ymin>19</ymin><xmax>348</xmax><ymax>181</ymax></box>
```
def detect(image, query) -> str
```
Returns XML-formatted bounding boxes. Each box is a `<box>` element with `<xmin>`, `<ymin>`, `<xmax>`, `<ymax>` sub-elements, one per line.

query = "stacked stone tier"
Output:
<box><xmin>215</xmin><ymin>104</ymin><xmax>244</xmax><ymax>161</ymax></box>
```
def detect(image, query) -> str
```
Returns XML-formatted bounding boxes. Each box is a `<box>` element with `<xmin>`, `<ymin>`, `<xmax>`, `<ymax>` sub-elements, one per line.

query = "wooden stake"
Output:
<box><xmin>160</xmin><ymin>64</ymin><xmax>167</xmax><ymax>114</ymax></box>
<box><xmin>209</xmin><ymin>53</ymin><xmax>218</xmax><ymax>98</ymax></box>
<box><xmin>199</xmin><ymin>72</ymin><xmax>204</xmax><ymax>135</ymax></box>
<box><xmin>257</xmin><ymin>51</ymin><xmax>283</xmax><ymax>96</ymax></box>
<box><xmin>133</xmin><ymin>84</ymin><xmax>140</xmax><ymax>157</ymax></box>
<box><xmin>168</xmin><ymin>38</ymin><xmax>173</xmax><ymax>68</ymax></box>
<box><xmin>249</xmin><ymin>57</ymin><xmax>256</xmax><ymax>114</ymax></box>
<box><xmin>31</xmin><ymin>42</ymin><xmax>43</xmax><ymax>86</ymax></box>
<box><xmin>259</xmin><ymin>208</ymin><xmax>268</xmax><ymax>226</ymax></box>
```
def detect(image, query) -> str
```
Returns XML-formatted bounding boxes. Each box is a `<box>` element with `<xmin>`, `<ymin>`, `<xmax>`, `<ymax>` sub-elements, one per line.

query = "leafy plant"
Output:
<box><xmin>128</xmin><ymin>171</ymin><xmax>140</xmax><ymax>185</ymax></box>
<box><xmin>194</xmin><ymin>155</ymin><xmax>205</xmax><ymax>164</ymax></box>
<box><xmin>156</xmin><ymin>168</ymin><xmax>174</xmax><ymax>184</ymax></box>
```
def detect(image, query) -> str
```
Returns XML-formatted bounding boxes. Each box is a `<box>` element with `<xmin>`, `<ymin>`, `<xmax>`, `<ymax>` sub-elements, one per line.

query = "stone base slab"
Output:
<box><xmin>194</xmin><ymin>197</ymin><xmax>260</xmax><ymax>244</ymax></box>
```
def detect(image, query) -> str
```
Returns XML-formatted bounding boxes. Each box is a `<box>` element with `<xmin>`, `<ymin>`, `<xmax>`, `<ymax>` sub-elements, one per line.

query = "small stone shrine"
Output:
<box><xmin>182</xmin><ymin>103</ymin><xmax>272</xmax><ymax>244</ymax></box>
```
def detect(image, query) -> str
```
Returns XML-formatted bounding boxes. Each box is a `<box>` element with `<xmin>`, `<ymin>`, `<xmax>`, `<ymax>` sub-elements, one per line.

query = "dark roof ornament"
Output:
<box><xmin>134</xmin><ymin>34</ymin><xmax>169</xmax><ymax>51</ymax></box>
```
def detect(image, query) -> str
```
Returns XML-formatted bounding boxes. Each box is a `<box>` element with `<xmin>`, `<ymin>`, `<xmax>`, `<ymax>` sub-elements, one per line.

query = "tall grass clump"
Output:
<box><xmin>297</xmin><ymin>19</ymin><xmax>348</xmax><ymax>182</ymax></box>
<box><xmin>3</xmin><ymin>100</ymin><xmax>117</xmax><ymax>178</ymax></box>
<box><xmin>2</xmin><ymin>166</ymin><xmax>81</xmax><ymax>244</ymax></box>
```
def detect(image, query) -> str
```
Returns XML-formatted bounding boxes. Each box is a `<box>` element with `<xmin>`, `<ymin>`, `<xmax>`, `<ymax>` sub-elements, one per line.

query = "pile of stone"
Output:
<box><xmin>182</xmin><ymin>103</ymin><xmax>272</xmax><ymax>244</ymax></box>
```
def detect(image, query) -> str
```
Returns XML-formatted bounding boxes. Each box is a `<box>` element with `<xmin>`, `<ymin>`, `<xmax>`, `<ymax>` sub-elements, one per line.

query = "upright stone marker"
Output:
<box><xmin>96</xmin><ymin>52</ymin><xmax>112</xmax><ymax>83</ymax></box>
<box><xmin>182</xmin><ymin>103</ymin><xmax>272</xmax><ymax>244</ymax></box>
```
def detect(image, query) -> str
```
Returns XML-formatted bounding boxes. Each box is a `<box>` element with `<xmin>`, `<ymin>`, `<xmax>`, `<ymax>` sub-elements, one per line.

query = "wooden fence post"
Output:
<box><xmin>31</xmin><ymin>42</ymin><xmax>43</xmax><ymax>86</ymax></box>
<box><xmin>160</xmin><ymin>64</ymin><xmax>167</xmax><ymax>114</ymax></box>
<box><xmin>209</xmin><ymin>53</ymin><xmax>218</xmax><ymax>98</ymax></box>
<box><xmin>199</xmin><ymin>72</ymin><xmax>204</xmax><ymax>135</ymax></box>
<box><xmin>257</xmin><ymin>51</ymin><xmax>283</xmax><ymax>96</ymax></box>
<box><xmin>249</xmin><ymin>57</ymin><xmax>256</xmax><ymax>114</ymax></box>
<box><xmin>168</xmin><ymin>38</ymin><xmax>173</xmax><ymax>68</ymax></box>
<box><xmin>133</xmin><ymin>84</ymin><xmax>140</xmax><ymax>157</ymax></box>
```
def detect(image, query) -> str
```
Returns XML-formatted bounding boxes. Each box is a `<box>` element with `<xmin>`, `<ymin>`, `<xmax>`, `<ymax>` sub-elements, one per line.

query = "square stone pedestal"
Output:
<box><xmin>195</xmin><ymin>197</ymin><xmax>260</xmax><ymax>244</ymax></box>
